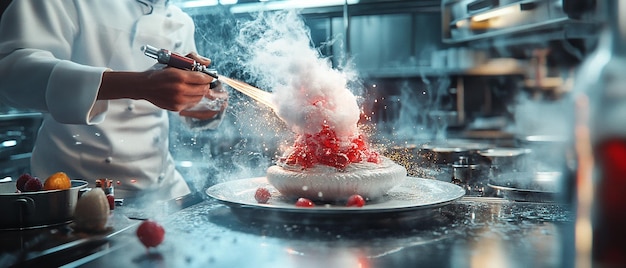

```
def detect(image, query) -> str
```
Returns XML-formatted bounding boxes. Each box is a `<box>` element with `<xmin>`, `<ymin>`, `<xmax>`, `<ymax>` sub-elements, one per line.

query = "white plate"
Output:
<box><xmin>206</xmin><ymin>177</ymin><xmax>465</xmax><ymax>226</ymax></box>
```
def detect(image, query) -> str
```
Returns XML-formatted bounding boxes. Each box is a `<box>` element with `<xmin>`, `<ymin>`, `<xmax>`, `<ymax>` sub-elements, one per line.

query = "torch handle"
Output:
<box><xmin>141</xmin><ymin>45</ymin><xmax>218</xmax><ymax>79</ymax></box>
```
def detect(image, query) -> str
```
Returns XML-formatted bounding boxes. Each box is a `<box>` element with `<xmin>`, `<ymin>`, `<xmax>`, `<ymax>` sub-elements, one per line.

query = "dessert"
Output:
<box><xmin>267</xmin><ymin>157</ymin><xmax>406</xmax><ymax>201</ymax></box>
<box><xmin>246</xmin><ymin>14</ymin><xmax>407</xmax><ymax>202</ymax></box>
<box><xmin>267</xmin><ymin>125</ymin><xmax>407</xmax><ymax>201</ymax></box>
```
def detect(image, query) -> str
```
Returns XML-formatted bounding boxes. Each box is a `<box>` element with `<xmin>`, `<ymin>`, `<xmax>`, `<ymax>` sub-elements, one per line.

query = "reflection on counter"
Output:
<box><xmin>67</xmin><ymin>197</ymin><xmax>573</xmax><ymax>267</ymax></box>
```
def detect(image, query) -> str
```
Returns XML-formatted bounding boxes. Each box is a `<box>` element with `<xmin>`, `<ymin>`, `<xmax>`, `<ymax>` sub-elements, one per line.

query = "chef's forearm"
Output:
<box><xmin>98</xmin><ymin>71</ymin><xmax>146</xmax><ymax>100</ymax></box>
<box><xmin>98</xmin><ymin>68</ymin><xmax>212</xmax><ymax>112</ymax></box>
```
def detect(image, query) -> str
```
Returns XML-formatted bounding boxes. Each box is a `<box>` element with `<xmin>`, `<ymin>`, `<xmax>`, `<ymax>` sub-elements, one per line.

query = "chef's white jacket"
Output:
<box><xmin>0</xmin><ymin>0</ymin><xmax>216</xmax><ymax>199</ymax></box>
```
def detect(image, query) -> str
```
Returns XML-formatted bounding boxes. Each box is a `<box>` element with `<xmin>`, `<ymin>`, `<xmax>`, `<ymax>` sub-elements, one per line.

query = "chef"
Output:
<box><xmin>0</xmin><ymin>0</ymin><xmax>227</xmax><ymax>200</ymax></box>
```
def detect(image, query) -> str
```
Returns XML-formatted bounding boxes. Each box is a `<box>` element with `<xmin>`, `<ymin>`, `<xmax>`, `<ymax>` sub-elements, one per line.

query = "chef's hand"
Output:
<box><xmin>98</xmin><ymin>52</ymin><xmax>222</xmax><ymax>113</ymax></box>
<box><xmin>178</xmin><ymin>83</ymin><xmax>229</xmax><ymax>120</ymax></box>
<box><xmin>99</xmin><ymin>68</ymin><xmax>212</xmax><ymax>112</ymax></box>
<box><xmin>178</xmin><ymin>52</ymin><xmax>229</xmax><ymax>120</ymax></box>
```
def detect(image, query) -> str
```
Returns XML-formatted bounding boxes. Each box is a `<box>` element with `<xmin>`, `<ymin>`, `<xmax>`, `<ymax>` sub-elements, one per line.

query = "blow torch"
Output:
<box><xmin>141</xmin><ymin>45</ymin><xmax>219</xmax><ymax>79</ymax></box>
<box><xmin>141</xmin><ymin>45</ymin><xmax>226</xmax><ymax>115</ymax></box>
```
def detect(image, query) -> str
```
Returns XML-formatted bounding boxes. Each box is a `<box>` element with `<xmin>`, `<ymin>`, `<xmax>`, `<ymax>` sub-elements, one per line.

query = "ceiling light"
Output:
<box><xmin>230</xmin><ymin>0</ymin><xmax>360</xmax><ymax>13</ymax></box>
<box><xmin>471</xmin><ymin>4</ymin><xmax>520</xmax><ymax>22</ymax></box>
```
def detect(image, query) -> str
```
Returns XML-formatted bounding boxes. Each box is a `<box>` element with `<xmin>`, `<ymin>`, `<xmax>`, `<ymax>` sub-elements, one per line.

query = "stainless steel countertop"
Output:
<box><xmin>59</xmin><ymin>196</ymin><xmax>574</xmax><ymax>268</ymax></box>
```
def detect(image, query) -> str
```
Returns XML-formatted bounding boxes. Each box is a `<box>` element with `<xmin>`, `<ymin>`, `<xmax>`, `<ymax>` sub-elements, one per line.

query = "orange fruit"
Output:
<box><xmin>44</xmin><ymin>172</ymin><xmax>71</xmax><ymax>190</ymax></box>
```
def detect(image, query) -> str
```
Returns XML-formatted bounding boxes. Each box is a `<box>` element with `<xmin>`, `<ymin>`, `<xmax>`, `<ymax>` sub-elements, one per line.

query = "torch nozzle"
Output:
<box><xmin>201</xmin><ymin>68</ymin><xmax>219</xmax><ymax>79</ymax></box>
<box><xmin>141</xmin><ymin>45</ymin><xmax>159</xmax><ymax>60</ymax></box>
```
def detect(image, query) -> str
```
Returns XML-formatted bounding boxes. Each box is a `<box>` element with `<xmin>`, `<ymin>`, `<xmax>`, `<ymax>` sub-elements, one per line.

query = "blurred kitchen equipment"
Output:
<box><xmin>478</xmin><ymin>147</ymin><xmax>531</xmax><ymax>176</ymax></box>
<box><xmin>0</xmin><ymin>180</ymin><xmax>88</xmax><ymax>230</ymax></box>
<box><xmin>488</xmin><ymin>171</ymin><xmax>561</xmax><ymax>202</ymax></box>
<box><xmin>442</xmin><ymin>0</ymin><xmax>597</xmax><ymax>44</ymax></box>
<box><xmin>451</xmin><ymin>156</ymin><xmax>493</xmax><ymax>197</ymax></box>
<box><xmin>515</xmin><ymin>134</ymin><xmax>570</xmax><ymax>173</ymax></box>
<box><xmin>0</xmin><ymin>113</ymin><xmax>41</xmax><ymax>159</ymax></box>
<box><xmin>0</xmin><ymin>113</ymin><xmax>42</xmax><ymax>182</ymax></box>
<box><xmin>419</xmin><ymin>139</ymin><xmax>492</xmax><ymax>165</ymax></box>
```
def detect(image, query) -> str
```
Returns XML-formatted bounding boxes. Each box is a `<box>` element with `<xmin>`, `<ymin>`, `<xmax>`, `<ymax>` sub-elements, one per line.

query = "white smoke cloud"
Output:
<box><xmin>234</xmin><ymin>11</ymin><xmax>361</xmax><ymax>139</ymax></box>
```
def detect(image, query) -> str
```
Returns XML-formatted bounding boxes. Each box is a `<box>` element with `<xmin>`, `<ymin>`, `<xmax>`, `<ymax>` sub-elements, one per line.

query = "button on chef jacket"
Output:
<box><xmin>0</xmin><ymin>0</ymin><xmax>220</xmax><ymax>199</ymax></box>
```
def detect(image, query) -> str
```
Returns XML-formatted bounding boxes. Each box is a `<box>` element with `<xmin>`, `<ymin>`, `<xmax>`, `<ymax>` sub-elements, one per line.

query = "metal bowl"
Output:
<box><xmin>0</xmin><ymin>180</ymin><xmax>88</xmax><ymax>230</ymax></box>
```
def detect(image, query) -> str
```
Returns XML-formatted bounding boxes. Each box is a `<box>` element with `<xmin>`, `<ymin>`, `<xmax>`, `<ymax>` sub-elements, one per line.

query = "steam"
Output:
<box><xmin>234</xmin><ymin>11</ymin><xmax>361</xmax><ymax>138</ymax></box>
<box><xmin>371</xmin><ymin>76</ymin><xmax>452</xmax><ymax>146</ymax></box>
<box><xmin>512</xmin><ymin>94</ymin><xmax>570</xmax><ymax>137</ymax></box>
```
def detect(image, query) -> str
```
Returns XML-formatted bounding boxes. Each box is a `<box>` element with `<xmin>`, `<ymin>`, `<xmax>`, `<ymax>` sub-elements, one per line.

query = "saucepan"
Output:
<box><xmin>478</xmin><ymin>147</ymin><xmax>532</xmax><ymax>175</ymax></box>
<box><xmin>0</xmin><ymin>180</ymin><xmax>88</xmax><ymax>230</ymax></box>
<box><xmin>451</xmin><ymin>156</ymin><xmax>493</xmax><ymax>197</ymax></box>
<box><xmin>488</xmin><ymin>171</ymin><xmax>561</xmax><ymax>202</ymax></box>
<box><xmin>418</xmin><ymin>139</ymin><xmax>492</xmax><ymax>165</ymax></box>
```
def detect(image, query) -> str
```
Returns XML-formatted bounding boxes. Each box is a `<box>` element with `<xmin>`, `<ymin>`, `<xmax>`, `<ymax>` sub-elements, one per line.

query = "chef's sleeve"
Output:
<box><xmin>0</xmin><ymin>0</ymin><xmax>108</xmax><ymax>125</ymax></box>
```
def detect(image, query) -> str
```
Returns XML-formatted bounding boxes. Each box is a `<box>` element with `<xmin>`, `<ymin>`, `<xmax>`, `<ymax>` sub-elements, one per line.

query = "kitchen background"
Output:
<box><xmin>0</xmin><ymin>0</ymin><xmax>600</xmax><ymax>195</ymax></box>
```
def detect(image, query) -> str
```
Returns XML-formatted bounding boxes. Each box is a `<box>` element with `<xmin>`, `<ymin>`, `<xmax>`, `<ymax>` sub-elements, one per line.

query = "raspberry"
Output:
<box><xmin>346</xmin><ymin>194</ymin><xmax>366</xmax><ymax>207</ymax></box>
<box><xmin>367</xmin><ymin>151</ymin><xmax>381</xmax><ymax>163</ymax></box>
<box><xmin>23</xmin><ymin>177</ymin><xmax>43</xmax><ymax>192</ymax></box>
<box><xmin>16</xmin><ymin>173</ymin><xmax>34</xmax><ymax>191</ymax></box>
<box><xmin>136</xmin><ymin>220</ymin><xmax>165</xmax><ymax>249</ymax></box>
<box><xmin>295</xmin><ymin>198</ymin><xmax>315</xmax><ymax>207</ymax></box>
<box><xmin>282</xmin><ymin>123</ymin><xmax>378</xmax><ymax>169</ymax></box>
<box><xmin>254</xmin><ymin>187</ymin><xmax>271</xmax><ymax>204</ymax></box>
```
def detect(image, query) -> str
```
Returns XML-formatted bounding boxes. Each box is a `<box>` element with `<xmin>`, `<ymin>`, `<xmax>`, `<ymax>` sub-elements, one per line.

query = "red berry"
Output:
<box><xmin>254</xmin><ymin>187</ymin><xmax>271</xmax><ymax>204</ymax></box>
<box><xmin>367</xmin><ymin>151</ymin><xmax>381</xmax><ymax>163</ymax></box>
<box><xmin>283</xmin><ymin>123</ymin><xmax>379</xmax><ymax>169</ymax></box>
<box><xmin>136</xmin><ymin>220</ymin><xmax>165</xmax><ymax>249</ymax></box>
<box><xmin>295</xmin><ymin>198</ymin><xmax>315</xmax><ymax>207</ymax></box>
<box><xmin>346</xmin><ymin>194</ymin><xmax>366</xmax><ymax>207</ymax></box>
<box><xmin>107</xmin><ymin>195</ymin><xmax>115</xmax><ymax>210</ymax></box>
<box><xmin>23</xmin><ymin>177</ymin><xmax>43</xmax><ymax>192</ymax></box>
<box><xmin>16</xmin><ymin>173</ymin><xmax>34</xmax><ymax>191</ymax></box>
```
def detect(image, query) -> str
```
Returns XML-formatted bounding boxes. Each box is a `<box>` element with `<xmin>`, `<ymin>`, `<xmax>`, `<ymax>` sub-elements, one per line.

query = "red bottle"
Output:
<box><xmin>573</xmin><ymin>1</ymin><xmax>626</xmax><ymax>266</ymax></box>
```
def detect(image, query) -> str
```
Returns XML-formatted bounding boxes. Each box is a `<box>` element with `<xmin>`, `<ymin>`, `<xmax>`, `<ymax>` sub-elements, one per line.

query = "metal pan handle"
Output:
<box><xmin>15</xmin><ymin>197</ymin><xmax>35</xmax><ymax>227</ymax></box>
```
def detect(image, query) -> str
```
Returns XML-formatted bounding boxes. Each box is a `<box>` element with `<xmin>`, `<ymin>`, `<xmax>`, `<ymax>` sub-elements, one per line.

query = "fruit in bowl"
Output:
<box><xmin>44</xmin><ymin>172</ymin><xmax>71</xmax><ymax>191</ymax></box>
<box><xmin>16</xmin><ymin>173</ymin><xmax>43</xmax><ymax>192</ymax></box>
